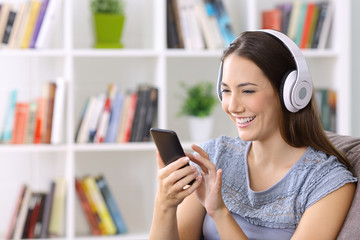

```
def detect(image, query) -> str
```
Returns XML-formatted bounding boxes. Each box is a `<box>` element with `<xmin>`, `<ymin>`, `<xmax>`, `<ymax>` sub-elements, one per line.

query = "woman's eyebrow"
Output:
<box><xmin>220</xmin><ymin>82</ymin><xmax>258</xmax><ymax>87</ymax></box>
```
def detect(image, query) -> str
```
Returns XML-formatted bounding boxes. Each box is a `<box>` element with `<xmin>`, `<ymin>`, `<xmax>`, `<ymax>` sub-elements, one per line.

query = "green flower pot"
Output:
<box><xmin>93</xmin><ymin>13</ymin><xmax>125</xmax><ymax>48</ymax></box>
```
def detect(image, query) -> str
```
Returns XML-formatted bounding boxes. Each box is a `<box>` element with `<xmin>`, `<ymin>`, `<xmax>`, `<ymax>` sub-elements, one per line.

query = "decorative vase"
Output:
<box><xmin>188</xmin><ymin>116</ymin><xmax>214</xmax><ymax>142</ymax></box>
<box><xmin>93</xmin><ymin>13</ymin><xmax>125</xmax><ymax>48</ymax></box>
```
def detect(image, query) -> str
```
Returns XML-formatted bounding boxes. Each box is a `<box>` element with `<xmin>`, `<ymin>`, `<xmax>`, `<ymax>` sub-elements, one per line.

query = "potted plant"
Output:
<box><xmin>178</xmin><ymin>81</ymin><xmax>218</xmax><ymax>141</ymax></box>
<box><xmin>91</xmin><ymin>0</ymin><xmax>126</xmax><ymax>48</ymax></box>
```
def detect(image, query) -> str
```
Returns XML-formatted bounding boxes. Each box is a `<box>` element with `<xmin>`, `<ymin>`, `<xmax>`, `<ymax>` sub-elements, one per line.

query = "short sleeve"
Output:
<box><xmin>304</xmin><ymin>156</ymin><xmax>357</xmax><ymax>210</ymax></box>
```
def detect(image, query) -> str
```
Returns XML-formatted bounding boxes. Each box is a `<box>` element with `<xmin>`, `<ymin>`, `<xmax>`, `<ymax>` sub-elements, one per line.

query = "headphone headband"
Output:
<box><xmin>217</xmin><ymin>29</ymin><xmax>313</xmax><ymax>113</ymax></box>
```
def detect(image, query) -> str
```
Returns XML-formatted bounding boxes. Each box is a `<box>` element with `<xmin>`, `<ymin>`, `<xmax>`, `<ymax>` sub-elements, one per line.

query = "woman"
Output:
<box><xmin>149</xmin><ymin>30</ymin><xmax>357</xmax><ymax>240</ymax></box>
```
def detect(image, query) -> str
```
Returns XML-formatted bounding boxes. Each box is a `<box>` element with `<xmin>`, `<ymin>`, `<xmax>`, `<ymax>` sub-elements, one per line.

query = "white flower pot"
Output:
<box><xmin>188</xmin><ymin>116</ymin><xmax>214</xmax><ymax>142</ymax></box>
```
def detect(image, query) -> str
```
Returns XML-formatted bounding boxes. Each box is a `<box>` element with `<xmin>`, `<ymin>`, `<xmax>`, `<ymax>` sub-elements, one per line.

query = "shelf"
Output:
<box><xmin>73</xmin><ymin>142</ymin><xmax>156</xmax><ymax>152</ymax></box>
<box><xmin>0</xmin><ymin>144</ymin><xmax>68</xmax><ymax>153</ymax></box>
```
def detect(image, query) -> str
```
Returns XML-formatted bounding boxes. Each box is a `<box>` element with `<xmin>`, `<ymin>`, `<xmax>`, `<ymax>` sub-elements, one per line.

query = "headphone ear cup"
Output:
<box><xmin>281</xmin><ymin>70</ymin><xmax>298</xmax><ymax>113</ymax></box>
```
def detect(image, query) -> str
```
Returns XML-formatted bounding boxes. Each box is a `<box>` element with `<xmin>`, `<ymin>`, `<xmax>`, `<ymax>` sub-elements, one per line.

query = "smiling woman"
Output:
<box><xmin>149</xmin><ymin>30</ymin><xmax>357</xmax><ymax>240</ymax></box>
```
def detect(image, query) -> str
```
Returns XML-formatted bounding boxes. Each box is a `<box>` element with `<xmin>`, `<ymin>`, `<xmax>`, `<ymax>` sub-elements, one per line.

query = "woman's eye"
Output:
<box><xmin>242</xmin><ymin>90</ymin><xmax>255</xmax><ymax>94</ymax></box>
<box><xmin>221</xmin><ymin>89</ymin><xmax>230</xmax><ymax>93</ymax></box>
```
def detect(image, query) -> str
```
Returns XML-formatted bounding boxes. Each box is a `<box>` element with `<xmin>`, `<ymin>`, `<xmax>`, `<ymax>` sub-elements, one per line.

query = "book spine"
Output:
<box><xmin>11</xmin><ymin>102</ymin><xmax>30</xmax><ymax>144</ymax></box>
<box><xmin>94</xmin><ymin>98</ymin><xmax>111</xmax><ymax>143</ymax></box>
<box><xmin>43</xmin><ymin>82</ymin><xmax>57</xmax><ymax>144</ymax></box>
<box><xmin>82</xmin><ymin>176</ymin><xmax>117</xmax><ymax>235</ymax></box>
<box><xmin>105</xmin><ymin>92</ymin><xmax>124</xmax><ymax>143</ymax></box>
<box><xmin>51</xmin><ymin>77</ymin><xmax>66</xmax><ymax>144</ymax></box>
<box><xmin>88</xmin><ymin>94</ymin><xmax>106</xmax><ymax>142</ymax></box>
<box><xmin>2</xmin><ymin>10</ymin><xmax>17</xmax><ymax>45</ymax></box>
<box><xmin>5</xmin><ymin>185</ymin><xmax>26</xmax><ymax>240</ymax></box>
<box><xmin>39</xmin><ymin>181</ymin><xmax>56</xmax><ymax>238</ymax></box>
<box><xmin>48</xmin><ymin>177</ymin><xmax>66</xmax><ymax>237</ymax></box>
<box><xmin>20</xmin><ymin>0</ymin><xmax>42</xmax><ymax>49</ymax></box>
<box><xmin>96</xmin><ymin>176</ymin><xmax>127</xmax><ymax>234</ymax></box>
<box><xmin>29</xmin><ymin>0</ymin><xmax>50</xmax><ymax>48</ymax></box>
<box><xmin>75</xmin><ymin>178</ymin><xmax>102</xmax><ymax>235</ymax></box>
<box><xmin>8</xmin><ymin>3</ymin><xmax>27</xmax><ymax>49</ymax></box>
<box><xmin>33</xmin><ymin>98</ymin><xmax>45</xmax><ymax>144</ymax></box>
<box><xmin>13</xmin><ymin>187</ymin><xmax>32</xmax><ymax>240</ymax></box>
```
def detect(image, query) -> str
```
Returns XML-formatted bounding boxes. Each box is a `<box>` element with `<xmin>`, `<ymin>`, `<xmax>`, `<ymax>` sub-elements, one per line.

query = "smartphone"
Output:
<box><xmin>150</xmin><ymin>128</ymin><xmax>194</xmax><ymax>185</ymax></box>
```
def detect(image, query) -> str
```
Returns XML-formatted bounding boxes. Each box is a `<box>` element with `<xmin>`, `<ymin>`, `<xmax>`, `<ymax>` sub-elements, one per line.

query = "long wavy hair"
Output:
<box><xmin>221</xmin><ymin>31</ymin><xmax>351</xmax><ymax>170</ymax></box>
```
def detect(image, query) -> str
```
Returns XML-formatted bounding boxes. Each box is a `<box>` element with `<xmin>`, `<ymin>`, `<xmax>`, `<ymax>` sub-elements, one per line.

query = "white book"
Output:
<box><xmin>287</xmin><ymin>0</ymin><xmax>301</xmax><ymax>41</ymax></box>
<box><xmin>76</xmin><ymin>96</ymin><xmax>97</xmax><ymax>143</ymax></box>
<box><xmin>7</xmin><ymin>3</ymin><xmax>28</xmax><ymax>49</ymax></box>
<box><xmin>176</xmin><ymin>0</ymin><xmax>193</xmax><ymax>49</ymax></box>
<box><xmin>186</xmin><ymin>0</ymin><xmax>205</xmax><ymax>50</ymax></box>
<box><xmin>94</xmin><ymin>98</ymin><xmax>111</xmax><ymax>143</ymax></box>
<box><xmin>51</xmin><ymin>77</ymin><xmax>66</xmax><ymax>144</ymax></box>
<box><xmin>35</xmin><ymin>0</ymin><xmax>62</xmax><ymax>49</ymax></box>
<box><xmin>48</xmin><ymin>177</ymin><xmax>66</xmax><ymax>237</ymax></box>
<box><xmin>88</xmin><ymin>93</ymin><xmax>106</xmax><ymax>142</ymax></box>
<box><xmin>193</xmin><ymin>0</ymin><xmax>222</xmax><ymax>49</ymax></box>
<box><xmin>13</xmin><ymin>187</ymin><xmax>32</xmax><ymax>240</ymax></box>
<box><xmin>317</xmin><ymin>1</ymin><xmax>334</xmax><ymax>49</ymax></box>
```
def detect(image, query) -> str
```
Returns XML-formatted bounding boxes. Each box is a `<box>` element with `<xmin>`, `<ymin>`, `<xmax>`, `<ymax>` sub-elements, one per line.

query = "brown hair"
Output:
<box><xmin>221</xmin><ymin>31</ymin><xmax>351</xmax><ymax>170</ymax></box>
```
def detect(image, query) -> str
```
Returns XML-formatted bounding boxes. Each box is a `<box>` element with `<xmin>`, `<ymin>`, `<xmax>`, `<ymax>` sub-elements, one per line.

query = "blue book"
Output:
<box><xmin>105</xmin><ymin>91</ymin><xmax>124</xmax><ymax>143</ymax></box>
<box><xmin>1</xmin><ymin>90</ymin><xmax>17</xmax><ymax>143</ymax></box>
<box><xmin>210</xmin><ymin>0</ymin><xmax>235</xmax><ymax>46</ymax></box>
<box><xmin>96</xmin><ymin>175</ymin><xmax>127</xmax><ymax>234</ymax></box>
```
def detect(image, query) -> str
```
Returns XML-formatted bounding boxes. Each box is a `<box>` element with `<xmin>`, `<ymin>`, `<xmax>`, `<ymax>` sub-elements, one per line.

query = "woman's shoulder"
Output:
<box><xmin>298</xmin><ymin>147</ymin><xmax>357</xmax><ymax>209</ymax></box>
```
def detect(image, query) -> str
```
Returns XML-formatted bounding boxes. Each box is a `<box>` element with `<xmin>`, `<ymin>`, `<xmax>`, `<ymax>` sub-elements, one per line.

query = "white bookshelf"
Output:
<box><xmin>0</xmin><ymin>0</ymin><xmax>351</xmax><ymax>239</ymax></box>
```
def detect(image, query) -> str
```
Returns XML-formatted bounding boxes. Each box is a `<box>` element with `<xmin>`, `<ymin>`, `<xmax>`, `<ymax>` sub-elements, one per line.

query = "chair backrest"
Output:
<box><xmin>326</xmin><ymin>131</ymin><xmax>360</xmax><ymax>239</ymax></box>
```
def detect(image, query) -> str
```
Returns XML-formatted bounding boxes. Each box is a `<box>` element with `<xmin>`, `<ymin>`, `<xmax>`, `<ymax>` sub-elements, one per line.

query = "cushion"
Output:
<box><xmin>326</xmin><ymin>131</ymin><xmax>360</xmax><ymax>239</ymax></box>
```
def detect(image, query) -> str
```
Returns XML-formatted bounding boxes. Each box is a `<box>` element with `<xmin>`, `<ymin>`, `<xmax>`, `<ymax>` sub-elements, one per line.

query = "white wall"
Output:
<box><xmin>351</xmin><ymin>0</ymin><xmax>360</xmax><ymax>137</ymax></box>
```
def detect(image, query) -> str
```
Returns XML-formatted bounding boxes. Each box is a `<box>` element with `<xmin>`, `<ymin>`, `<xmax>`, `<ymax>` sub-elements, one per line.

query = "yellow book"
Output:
<box><xmin>82</xmin><ymin>176</ymin><xmax>117</xmax><ymax>235</ymax></box>
<box><xmin>48</xmin><ymin>177</ymin><xmax>66</xmax><ymax>237</ymax></box>
<box><xmin>20</xmin><ymin>0</ymin><xmax>42</xmax><ymax>49</ymax></box>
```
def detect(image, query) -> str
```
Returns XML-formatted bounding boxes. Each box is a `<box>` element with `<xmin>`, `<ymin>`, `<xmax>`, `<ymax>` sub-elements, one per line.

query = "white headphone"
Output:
<box><xmin>217</xmin><ymin>29</ymin><xmax>313</xmax><ymax>113</ymax></box>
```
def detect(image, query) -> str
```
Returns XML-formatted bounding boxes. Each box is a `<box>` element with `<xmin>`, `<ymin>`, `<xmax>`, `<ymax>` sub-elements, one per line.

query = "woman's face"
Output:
<box><xmin>220</xmin><ymin>54</ymin><xmax>282</xmax><ymax>142</ymax></box>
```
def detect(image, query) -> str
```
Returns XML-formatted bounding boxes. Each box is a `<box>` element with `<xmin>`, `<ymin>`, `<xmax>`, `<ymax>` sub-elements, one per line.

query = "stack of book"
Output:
<box><xmin>75</xmin><ymin>175</ymin><xmax>127</xmax><ymax>235</ymax></box>
<box><xmin>6</xmin><ymin>178</ymin><xmax>66</xmax><ymax>239</ymax></box>
<box><xmin>0</xmin><ymin>78</ymin><xmax>66</xmax><ymax>145</ymax></box>
<box><xmin>167</xmin><ymin>0</ymin><xmax>235</xmax><ymax>50</ymax></box>
<box><xmin>0</xmin><ymin>0</ymin><xmax>62</xmax><ymax>49</ymax></box>
<box><xmin>262</xmin><ymin>1</ymin><xmax>334</xmax><ymax>49</ymax></box>
<box><xmin>75</xmin><ymin>83</ymin><xmax>158</xmax><ymax>144</ymax></box>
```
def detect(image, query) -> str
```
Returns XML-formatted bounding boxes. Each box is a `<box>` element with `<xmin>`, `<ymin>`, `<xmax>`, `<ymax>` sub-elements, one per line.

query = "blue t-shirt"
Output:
<box><xmin>198</xmin><ymin>136</ymin><xmax>357</xmax><ymax>240</ymax></box>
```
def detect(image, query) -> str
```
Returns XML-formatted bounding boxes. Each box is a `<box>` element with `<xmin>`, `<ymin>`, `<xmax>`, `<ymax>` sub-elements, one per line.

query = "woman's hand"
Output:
<box><xmin>155</xmin><ymin>151</ymin><xmax>202</xmax><ymax>210</ymax></box>
<box><xmin>187</xmin><ymin>144</ymin><xmax>226</xmax><ymax>218</ymax></box>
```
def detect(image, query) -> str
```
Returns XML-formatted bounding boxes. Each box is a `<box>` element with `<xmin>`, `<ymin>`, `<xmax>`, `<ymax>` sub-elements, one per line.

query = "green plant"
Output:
<box><xmin>178</xmin><ymin>81</ymin><xmax>218</xmax><ymax>118</ymax></box>
<box><xmin>91</xmin><ymin>0</ymin><xmax>125</xmax><ymax>15</ymax></box>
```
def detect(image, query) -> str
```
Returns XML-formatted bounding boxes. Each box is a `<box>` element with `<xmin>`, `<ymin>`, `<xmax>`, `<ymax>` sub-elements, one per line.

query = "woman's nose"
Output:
<box><xmin>228</xmin><ymin>95</ymin><xmax>245</xmax><ymax>114</ymax></box>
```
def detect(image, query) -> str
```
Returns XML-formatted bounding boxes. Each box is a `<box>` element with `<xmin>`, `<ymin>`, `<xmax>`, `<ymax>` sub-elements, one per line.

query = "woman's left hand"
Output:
<box><xmin>187</xmin><ymin>144</ymin><xmax>226</xmax><ymax>218</ymax></box>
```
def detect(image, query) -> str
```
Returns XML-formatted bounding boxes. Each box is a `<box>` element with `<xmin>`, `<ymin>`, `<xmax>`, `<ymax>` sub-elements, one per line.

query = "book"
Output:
<box><xmin>2</xmin><ymin>9</ymin><xmax>17</xmax><ymax>46</ymax></box>
<box><xmin>194</xmin><ymin>0</ymin><xmax>223</xmax><ymax>49</ymax></box>
<box><xmin>88</xmin><ymin>93</ymin><xmax>106</xmax><ymax>142</ymax></box>
<box><xmin>5</xmin><ymin>185</ymin><xmax>26</xmax><ymax>240</ymax></box>
<box><xmin>167</xmin><ymin>0</ymin><xmax>181</xmax><ymax>48</ymax></box>
<box><xmin>32</xmin><ymin>193</ymin><xmax>47</xmax><ymax>238</ymax></box>
<box><xmin>22</xmin><ymin>192</ymin><xmax>39</xmax><ymax>239</ymax></box>
<box><xmin>175</xmin><ymin>0</ymin><xmax>193</xmax><ymax>49</ymax></box>
<box><xmin>75</xmin><ymin>178</ymin><xmax>102</xmax><ymax>235</ymax></box>
<box><xmin>51</xmin><ymin>77</ymin><xmax>66</xmax><ymax>144</ymax></box>
<box><xmin>262</xmin><ymin>8</ymin><xmax>281</xmax><ymax>31</ymax></box>
<box><xmin>96</xmin><ymin>175</ymin><xmax>127</xmax><ymax>234</ymax></box>
<box><xmin>277</xmin><ymin>3</ymin><xmax>292</xmax><ymax>35</ymax></box>
<box><xmin>94</xmin><ymin>98</ymin><xmax>111</xmax><ymax>143</ymax></box>
<box><xmin>185</xmin><ymin>0</ymin><xmax>205</xmax><ymax>50</ymax></box>
<box><xmin>287</xmin><ymin>0</ymin><xmax>301</xmax><ymax>41</ymax></box>
<box><xmin>20</xmin><ymin>0</ymin><xmax>42</xmax><ymax>49</ymax></box>
<box><xmin>13</xmin><ymin>186</ymin><xmax>32</xmax><ymax>240</ymax></box>
<box><xmin>312</xmin><ymin>2</ymin><xmax>329</xmax><ymax>48</ymax></box>
<box><xmin>29</xmin><ymin>0</ymin><xmax>50</xmax><ymax>48</ymax></box>
<box><xmin>11</xmin><ymin>102</ymin><xmax>30</xmax><ymax>144</ymax></box>
<box><xmin>170</xmin><ymin>0</ymin><xmax>184</xmax><ymax>48</ymax></box>
<box><xmin>116</xmin><ymin>92</ymin><xmax>132</xmax><ymax>142</ymax></box>
<box><xmin>82</xmin><ymin>176</ymin><xmax>117</xmax><ymax>235</ymax></box>
<box><xmin>317</xmin><ymin>1</ymin><xmax>334</xmax><ymax>49</ymax></box>
<box><xmin>76</xmin><ymin>96</ymin><xmax>97</xmax><ymax>143</ymax></box>
<box><xmin>306</xmin><ymin>4</ymin><xmax>319</xmax><ymax>48</ymax></box>
<box><xmin>122</xmin><ymin>92</ymin><xmax>138</xmax><ymax>142</ymax></box>
<box><xmin>0</xmin><ymin>3</ymin><xmax>11</xmax><ymax>44</ymax></box>
<box><xmin>293</xmin><ymin>2</ymin><xmax>307</xmax><ymax>46</ymax></box>
<box><xmin>35</xmin><ymin>0</ymin><xmax>62</xmax><ymax>49</ymax></box>
<box><xmin>39</xmin><ymin>181</ymin><xmax>56</xmax><ymax>238</ymax></box>
<box><xmin>105</xmin><ymin>91</ymin><xmax>125</xmax><ymax>143</ymax></box>
<box><xmin>315</xmin><ymin>88</ymin><xmax>337</xmax><ymax>132</ymax></box>
<box><xmin>24</xmin><ymin>101</ymin><xmax>38</xmax><ymax>144</ymax></box>
<box><xmin>43</xmin><ymin>82</ymin><xmax>57</xmax><ymax>144</ymax></box>
<box><xmin>210</xmin><ymin>0</ymin><xmax>235</xmax><ymax>47</ymax></box>
<box><xmin>48</xmin><ymin>177</ymin><xmax>66</xmax><ymax>237</ymax></box>
<box><xmin>130</xmin><ymin>85</ymin><xmax>150</xmax><ymax>142</ymax></box>
<box><xmin>33</xmin><ymin>97</ymin><xmax>46</xmax><ymax>144</ymax></box>
<box><xmin>141</xmin><ymin>87</ymin><xmax>158</xmax><ymax>141</ymax></box>
<box><xmin>7</xmin><ymin>3</ymin><xmax>28</xmax><ymax>48</ymax></box>
<box><xmin>0</xmin><ymin>90</ymin><xmax>17</xmax><ymax>143</ymax></box>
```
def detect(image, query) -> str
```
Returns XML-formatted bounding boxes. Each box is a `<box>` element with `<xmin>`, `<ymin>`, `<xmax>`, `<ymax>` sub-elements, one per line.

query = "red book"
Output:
<box><xmin>11</xmin><ymin>102</ymin><xmax>29</xmax><ymax>144</ymax></box>
<box><xmin>300</xmin><ymin>2</ymin><xmax>315</xmax><ymax>49</ymax></box>
<box><xmin>75</xmin><ymin>178</ymin><xmax>102</xmax><ymax>235</ymax></box>
<box><xmin>123</xmin><ymin>92</ymin><xmax>138</xmax><ymax>142</ymax></box>
<box><xmin>262</xmin><ymin>8</ymin><xmax>281</xmax><ymax>31</ymax></box>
